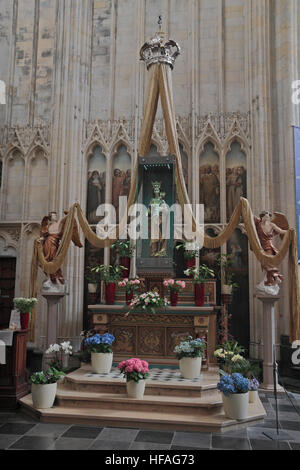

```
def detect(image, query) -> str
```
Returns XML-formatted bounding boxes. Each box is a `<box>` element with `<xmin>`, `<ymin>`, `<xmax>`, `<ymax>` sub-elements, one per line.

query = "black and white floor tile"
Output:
<box><xmin>84</xmin><ymin>367</ymin><xmax>205</xmax><ymax>383</ymax></box>
<box><xmin>0</xmin><ymin>393</ymin><xmax>299</xmax><ymax>450</ymax></box>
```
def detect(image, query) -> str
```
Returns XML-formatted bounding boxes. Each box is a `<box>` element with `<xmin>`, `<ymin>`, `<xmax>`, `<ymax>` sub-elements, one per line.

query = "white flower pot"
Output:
<box><xmin>222</xmin><ymin>284</ymin><xmax>232</xmax><ymax>295</ymax></box>
<box><xmin>179</xmin><ymin>357</ymin><xmax>202</xmax><ymax>379</ymax></box>
<box><xmin>222</xmin><ymin>392</ymin><xmax>249</xmax><ymax>420</ymax></box>
<box><xmin>31</xmin><ymin>383</ymin><xmax>57</xmax><ymax>409</ymax></box>
<box><xmin>88</xmin><ymin>283</ymin><xmax>97</xmax><ymax>293</ymax></box>
<box><xmin>249</xmin><ymin>390</ymin><xmax>258</xmax><ymax>403</ymax></box>
<box><xmin>126</xmin><ymin>379</ymin><xmax>146</xmax><ymax>399</ymax></box>
<box><xmin>91</xmin><ymin>352</ymin><xmax>113</xmax><ymax>374</ymax></box>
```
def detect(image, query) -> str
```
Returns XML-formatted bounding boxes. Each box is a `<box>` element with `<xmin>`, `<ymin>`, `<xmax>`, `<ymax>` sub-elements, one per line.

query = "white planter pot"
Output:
<box><xmin>88</xmin><ymin>283</ymin><xmax>97</xmax><ymax>293</ymax></box>
<box><xmin>179</xmin><ymin>357</ymin><xmax>202</xmax><ymax>379</ymax></box>
<box><xmin>91</xmin><ymin>352</ymin><xmax>113</xmax><ymax>374</ymax></box>
<box><xmin>249</xmin><ymin>390</ymin><xmax>258</xmax><ymax>403</ymax></box>
<box><xmin>221</xmin><ymin>284</ymin><xmax>232</xmax><ymax>295</ymax></box>
<box><xmin>31</xmin><ymin>383</ymin><xmax>57</xmax><ymax>409</ymax></box>
<box><xmin>222</xmin><ymin>392</ymin><xmax>249</xmax><ymax>420</ymax></box>
<box><xmin>126</xmin><ymin>379</ymin><xmax>146</xmax><ymax>399</ymax></box>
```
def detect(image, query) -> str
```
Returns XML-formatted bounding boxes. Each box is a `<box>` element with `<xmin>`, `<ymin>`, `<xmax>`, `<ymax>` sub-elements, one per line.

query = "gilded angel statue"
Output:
<box><xmin>39</xmin><ymin>210</ymin><xmax>82</xmax><ymax>288</ymax></box>
<box><xmin>254</xmin><ymin>211</ymin><xmax>288</xmax><ymax>295</ymax></box>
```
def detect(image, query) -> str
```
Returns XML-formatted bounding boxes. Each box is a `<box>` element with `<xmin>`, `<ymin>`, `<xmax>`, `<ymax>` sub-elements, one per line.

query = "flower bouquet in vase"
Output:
<box><xmin>111</xmin><ymin>240</ymin><xmax>135</xmax><ymax>278</ymax></box>
<box><xmin>91</xmin><ymin>265</ymin><xmax>124</xmax><ymax>305</ymax></box>
<box><xmin>128</xmin><ymin>291</ymin><xmax>169</xmax><ymax>315</ymax></box>
<box><xmin>174</xmin><ymin>336</ymin><xmax>206</xmax><ymax>379</ymax></box>
<box><xmin>184</xmin><ymin>265</ymin><xmax>214</xmax><ymax>307</ymax></box>
<box><xmin>118</xmin><ymin>358</ymin><xmax>150</xmax><ymax>399</ymax></box>
<box><xmin>13</xmin><ymin>297</ymin><xmax>38</xmax><ymax>330</ymax></box>
<box><xmin>84</xmin><ymin>333</ymin><xmax>115</xmax><ymax>373</ymax></box>
<box><xmin>45</xmin><ymin>341</ymin><xmax>73</xmax><ymax>372</ymax></box>
<box><xmin>217</xmin><ymin>372</ymin><xmax>249</xmax><ymax>420</ymax></box>
<box><xmin>118</xmin><ymin>278</ymin><xmax>141</xmax><ymax>305</ymax></box>
<box><xmin>163</xmin><ymin>279</ymin><xmax>186</xmax><ymax>306</ymax></box>
<box><xmin>176</xmin><ymin>241</ymin><xmax>199</xmax><ymax>276</ymax></box>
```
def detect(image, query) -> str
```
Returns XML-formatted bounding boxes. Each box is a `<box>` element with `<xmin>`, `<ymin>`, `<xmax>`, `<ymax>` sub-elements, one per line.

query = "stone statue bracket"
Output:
<box><xmin>42</xmin><ymin>278</ymin><xmax>67</xmax><ymax>294</ymax></box>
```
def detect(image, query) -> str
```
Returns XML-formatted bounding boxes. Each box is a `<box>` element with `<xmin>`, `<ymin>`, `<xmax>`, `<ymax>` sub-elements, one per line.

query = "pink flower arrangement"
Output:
<box><xmin>163</xmin><ymin>279</ymin><xmax>186</xmax><ymax>292</ymax></box>
<box><xmin>118</xmin><ymin>278</ymin><xmax>141</xmax><ymax>293</ymax></box>
<box><xmin>118</xmin><ymin>358</ymin><xmax>150</xmax><ymax>382</ymax></box>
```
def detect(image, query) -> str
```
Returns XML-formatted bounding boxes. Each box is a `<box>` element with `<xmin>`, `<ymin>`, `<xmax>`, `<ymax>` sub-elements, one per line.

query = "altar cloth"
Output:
<box><xmin>0</xmin><ymin>329</ymin><xmax>14</xmax><ymax>364</ymax></box>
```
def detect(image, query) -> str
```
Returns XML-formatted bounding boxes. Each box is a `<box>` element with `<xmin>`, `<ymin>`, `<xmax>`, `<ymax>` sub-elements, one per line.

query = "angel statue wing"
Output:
<box><xmin>272</xmin><ymin>212</ymin><xmax>289</xmax><ymax>239</ymax></box>
<box><xmin>63</xmin><ymin>210</ymin><xmax>83</xmax><ymax>248</ymax></box>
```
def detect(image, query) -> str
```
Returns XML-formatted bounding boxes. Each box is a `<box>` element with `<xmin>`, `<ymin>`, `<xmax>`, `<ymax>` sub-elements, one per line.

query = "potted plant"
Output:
<box><xmin>176</xmin><ymin>241</ymin><xmax>199</xmax><ymax>275</ymax></box>
<box><xmin>174</xmin><ymin>336</ymin><xmax>206</xmax><ymax>379</ymax></box>
<box><xmin>85</xmin><ymin>266</ymin><xmax>98</xmax><ymax>294</ymax></box>
<box><xmin>128</xmin><ymin>291</ymin><xmax>169</xmax><ymax>315</ymax></box>
<box><xmin>118</xmin><ymin>358</ymin><xmax>150</xmax><ymax>399</ymax></box>
<box><xmin>118</xmin><ymin>278</ymin><xmax>141</xmax><ymax>305</ymax></box>
<box><xmin>13</xmin><ymin>297</ymin><xmax>38</xmax><ymax>330</ymax></box>
<box><xmin>91</xmin><ymin>264</ymin><xmax>123</xmax><ymax>304</ymax></box>
<box><xmin>214</xmin><ymin>340</ymin><xmax>245</xmax><ymax>374</ymax></box>
<box><xmin>248</xmin><ymin>378</ymin><xmax>260</xmax><ymax>403</ymax></box>
<box><xmin>84</xmin><ymin>332</ymin><xmax>115</xmax><ymax>373</ymax></box>
<box><xmin>29</xmin><ymin>367</ymin><xmax>65</xmax><ymax>409</ymax></box>
<box><xmin>163</xmin><ymin>279</ymin><xmax>186</xmax><ymax>306</ymax></box>
<box><xmin>184</xmin><ymin>265</ymin><xmax>214</xmax><ymax>306</ymax></box>
<box><xmin>216</xmin><ymin>254</ymin><xmax>239</xmax><ymax>295</ymax></box>
<box><xmin>111</xmin><ymin>239</ymin><xmax>135</xmax><ymax>278</ymax></box>
<box><xmin>45</xmin><ymin>341</ymin><xmax>73</xmax><ymax>371</ymax></box>
<box><xmin>217</xmin><ymin>372</ymin><xmax>249</xmax><ymax>420</ymax></box>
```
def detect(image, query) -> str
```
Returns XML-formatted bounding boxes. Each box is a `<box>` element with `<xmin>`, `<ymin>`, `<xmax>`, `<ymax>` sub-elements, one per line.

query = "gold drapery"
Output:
<box><xmin>29</xmin><ymin>62</ymin><xmax>300</xmax><ymax>343</ymax></box>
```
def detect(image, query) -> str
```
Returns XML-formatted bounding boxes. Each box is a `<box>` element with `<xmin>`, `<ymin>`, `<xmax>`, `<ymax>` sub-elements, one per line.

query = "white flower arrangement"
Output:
<box><xmin>13</xmin><ymin>297</ymin><xmax>38</xmax><ymax>313</ymax></box>
<box><xmin>46</xmin><ymin>341</ymin><xmax>73</xmax><ymax>356</ymax></box>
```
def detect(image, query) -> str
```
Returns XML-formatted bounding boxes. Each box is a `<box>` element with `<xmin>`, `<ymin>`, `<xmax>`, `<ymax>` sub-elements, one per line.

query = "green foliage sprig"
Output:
<box><xmin>91</xmin><ymin>264</ymin><xmax>124</xmax><ymax>284</ymax></box>
<box><xmin>184</xmin><ymin>264</ymin><xmax>215</xmax><ymax>284</ymax></box>
<box><xmin>29</xmin><ymin>367</ymin><xmax>65</xmax><ymax>385</ymax></box>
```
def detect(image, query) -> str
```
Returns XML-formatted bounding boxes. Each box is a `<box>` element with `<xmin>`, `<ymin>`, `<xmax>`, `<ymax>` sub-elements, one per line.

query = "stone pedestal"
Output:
<box><xmin>42</xmin><ymin>289</ymin><xmax>66</xmax><ymax>349</ymax></box>
<box><xmin>256</xmin><ymin>294</ymin><xmax>284</xmax><ymax>393</ymax></box>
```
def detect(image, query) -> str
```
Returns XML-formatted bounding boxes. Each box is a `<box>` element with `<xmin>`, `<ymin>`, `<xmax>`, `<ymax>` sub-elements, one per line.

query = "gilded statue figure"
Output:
<box><xmin>148</xmin><ymin>181</ymin><xmax>168</xmax><ymax>257</ymax></box>
<box><xmin>39</xmin><ymin>211</ymin><xmax>82</xmax><ymax>288</ymax></box>
<box><xmin>254</xmin><ymin>211</ymin><xmax>288</xmax><ymax>294</ymax></box>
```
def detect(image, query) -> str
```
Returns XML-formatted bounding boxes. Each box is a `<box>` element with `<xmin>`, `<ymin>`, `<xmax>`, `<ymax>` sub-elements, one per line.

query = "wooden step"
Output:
<box><xmin>19</xmin><ymin>393</ymin><xmax>266</xmax><ymax>433</ymax></box>
<box><xmin>56</xmin><ymin>386</ymin><xmax>223</xmax><ymax>415</ymax></box>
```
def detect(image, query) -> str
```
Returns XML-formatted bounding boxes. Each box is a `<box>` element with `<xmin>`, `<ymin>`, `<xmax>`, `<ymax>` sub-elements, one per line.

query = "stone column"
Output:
<box><xmin>42</xmin><ymin>290</ymin><xmax>66</xmax><ymax>348</ymax></box>
<box><xmin>49</xmin><ymin>0</ymin><xmax>93</xmax><ymax>344</ymax></box>
<box><xmin>256</xmin><ymin>294</ymin><xmax>284</xmax><ymax>393</ymax></box>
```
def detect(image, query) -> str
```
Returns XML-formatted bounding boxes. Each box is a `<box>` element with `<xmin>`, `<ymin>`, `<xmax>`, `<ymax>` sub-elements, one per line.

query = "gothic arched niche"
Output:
<box><xmin>5</xmin><ymin>150</ymin><xmax>25</xmax><ymax>220</ymax></box>
<box><xmin>112</xmin><ymin>144</ymin><xmax>131</xmax><ymax>223</ymax></box>
<box><xmin>226</xmin><ymin>141</ymin><xmax>247</xmax><ymax>221</ymax></box>
<box><xmin>199</xmin><ymin>142</ymin><xmax>220</xmax><ymax>223</ymax></box>
<box><xmin>226</xmin><ymin>228</ymin><xmax>249</xmax><ymax>350</ymax></box>
<box><xmin>27</xmin><ymin>149</ymin><xmax>48</xmax><ymax>219</ymax></box>
<box><xmin>87</xmin><ymin>145</ymin><xmax>106</xmax><ymax>224</ymax></box>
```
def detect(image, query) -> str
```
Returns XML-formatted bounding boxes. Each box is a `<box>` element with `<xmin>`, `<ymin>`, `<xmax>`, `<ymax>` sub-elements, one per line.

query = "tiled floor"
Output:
<box><xmin>0</xmin><ymin>393</ymin><xmax>300</xmax><ymax>450</ymax></box>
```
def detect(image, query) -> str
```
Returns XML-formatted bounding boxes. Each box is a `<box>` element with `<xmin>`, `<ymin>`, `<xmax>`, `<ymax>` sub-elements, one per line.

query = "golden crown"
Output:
<box><xmin>140</xmin><ymin>18</ymin><xmax>180</xmax><ymax>70</ymax></box>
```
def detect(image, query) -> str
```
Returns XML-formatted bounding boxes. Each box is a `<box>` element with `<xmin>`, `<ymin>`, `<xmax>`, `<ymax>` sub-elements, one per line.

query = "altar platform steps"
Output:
<box><xmin>19</xmin><ymin>366</ymin><xmax>266</xmax><ymax>433</ymax></box>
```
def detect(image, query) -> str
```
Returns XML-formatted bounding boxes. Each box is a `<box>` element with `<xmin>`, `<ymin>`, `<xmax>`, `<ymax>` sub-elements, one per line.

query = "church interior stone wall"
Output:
<box><xmin>0</xmin><ymin>0</ymin><xmax>299</xmax><ymax>356</ymax></box>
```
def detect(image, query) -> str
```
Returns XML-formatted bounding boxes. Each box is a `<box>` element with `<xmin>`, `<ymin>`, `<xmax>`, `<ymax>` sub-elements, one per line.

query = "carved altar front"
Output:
<box><xmin>88</xmin><ymin>305</ymin><xmax>217</xmax><ymax>368</ymax></box>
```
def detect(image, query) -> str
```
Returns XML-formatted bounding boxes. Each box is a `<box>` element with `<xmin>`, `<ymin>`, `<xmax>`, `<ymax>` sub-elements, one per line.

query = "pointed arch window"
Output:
<box><xmin>226</xmin><ymin>141</ymin><xmax>247</xmax><ymax>221</ymax></box>
<box><xmin>87</xmin><ymin>145</ymin><xmax>106</xmax><ymax>224</ymax></box>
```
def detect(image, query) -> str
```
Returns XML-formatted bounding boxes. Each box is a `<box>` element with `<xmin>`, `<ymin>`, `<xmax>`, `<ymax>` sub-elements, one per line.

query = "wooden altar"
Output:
<box><xmin>88</xmin><ymin>304</ymin><xmax>217</xmax><ymax>367</ymax></box>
